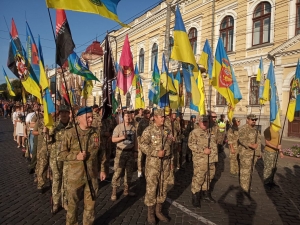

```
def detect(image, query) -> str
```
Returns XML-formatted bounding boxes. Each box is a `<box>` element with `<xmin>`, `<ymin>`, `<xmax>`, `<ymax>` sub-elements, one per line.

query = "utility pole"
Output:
<box><xmin>164</xmin><ymin>0</ymin><xmax>172</xmax><ymax>67</ymax></box>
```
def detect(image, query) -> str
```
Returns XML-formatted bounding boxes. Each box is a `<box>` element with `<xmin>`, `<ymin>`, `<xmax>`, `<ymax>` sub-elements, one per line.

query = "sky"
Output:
<box><xmin>0</xmin><ymin>0</ymin><xmax>162</xmax><ymax>84</ymax></box>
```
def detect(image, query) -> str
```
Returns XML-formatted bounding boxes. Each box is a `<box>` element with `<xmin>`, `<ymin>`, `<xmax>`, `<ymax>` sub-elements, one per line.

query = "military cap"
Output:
<box><xmin>154</xmin><ymin>108</ymin><xmax>165</xmax><ymax>116</ymax></box>
<box><xmin>190</xmin><ymin>115</ymin><xmax>196</xmax><ymax>119</ymax></box>
<box><xmin>247</xmin><ymin>114</ymin><xmax>257</xmax><ymax>119</ymax></box>
<box><xmin>143</xmin><ymin>109</ymin><xmax>150</xmax><ymax>114</ymax></box>
<box><xmin>59</xmin><ymin>104</ymin><xmax>70</xmax><ymax>112</ymax></box>
<box><xmin>199</xmin><ymin>115</ymin><xmax>209</xmax><ymax>122</ymax></box>
<box><xmin>76</xmin><ymin>106</ymin><xmax>92</xmax><ymax>116</ymax></box>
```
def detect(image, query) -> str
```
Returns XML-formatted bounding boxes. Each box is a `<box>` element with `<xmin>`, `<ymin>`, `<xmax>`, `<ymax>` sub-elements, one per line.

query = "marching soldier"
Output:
<box><xmin>49</xmin><ymin>105</ymin><xmax>73</xmax><ymax>213</ymax></box>
<box><xmin>188</xmin><ymin>115</ymin><xmax>218</xmax><ymax>208</ymax></box>
<box><xmin>227</xmin><ymin>117</ymin><xmax>240</xmax><ymax>176</ymax></box>
<box><xmin>111</xmin><ymin>110</ymin><xmax>137</xmax><ymax>201</ymax></box>
<box><xmin>136</xmin><ymin>109</ymin><xmax>151</xmax><ymax>177</ymax></box>
<box><xmin>59</xmin><ymin>106</ymin><xmax>106</xmax><ymax>225</ymax></box>
<box><xmin>183</xmin><ymin>115</ymin><xmax>197</xmax><ymax>163</ymax></box>
<box><xmin>140</xmin><ymin>108</ymin><xmax>173</xmax><ymax>224</ymax></box>
<box><xmin>238</xmin><ymin>114</ymin><xmax>261</xmax><ymax>193</ymax></box>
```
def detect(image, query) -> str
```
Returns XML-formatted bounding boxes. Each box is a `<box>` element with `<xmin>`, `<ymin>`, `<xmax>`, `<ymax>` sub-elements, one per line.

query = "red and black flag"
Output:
<box><xmin>102</xmin><ymin>35</ymin><xmax>116</xmax><ymax>120</ymax></box>
<box><xmin>56</xmin><ymin>9</ymin><xmax>75</xmax><ymax>67</ymax></box>
<box><xmin>61</xmin><ymin>82</ymin><xmax>70</xmax><ymax>105</ymax></box>
<box><xmin>7</xmin><ymin>18</ymin><xmax>23</xmax><ymax>77</ymax></box>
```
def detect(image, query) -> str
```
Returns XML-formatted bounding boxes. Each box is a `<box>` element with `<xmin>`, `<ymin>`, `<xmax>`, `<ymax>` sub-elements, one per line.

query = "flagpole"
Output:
<box><xmin>46</xmin><ymin>8</ymin><xmax>96</xmax><ymax>201</ymax></box>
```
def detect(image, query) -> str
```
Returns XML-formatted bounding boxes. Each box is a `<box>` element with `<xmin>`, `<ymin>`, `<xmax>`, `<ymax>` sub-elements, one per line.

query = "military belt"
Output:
<box><xmin>117</xmin><ymin>147</ymin><xmax>134</xmax><ymax>152</ymax></box>
<box><xmin>151</xmin><ymin>155</ymin><xmax>172</xmax><ymax>160</ymax></box>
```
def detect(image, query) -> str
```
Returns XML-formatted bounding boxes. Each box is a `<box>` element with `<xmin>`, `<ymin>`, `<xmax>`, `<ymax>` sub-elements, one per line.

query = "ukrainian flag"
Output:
<box><xmin>212</xmin><ymin>37</ymin><xmax>242</xmax><ymax>121</ymax></box>
<box><xmin>263</xmin><ymin>61</ymin><xmax>281</xmax><ymax>131</ymax></box>
<box><xmin>256</xmin><ymin>57</ymin><xmax>265</xmax><ymax>105</ymax></box>
<box><xmin>46</xmin><ymin>0</ymin><xmax>128</xmax><ymax>27</ymax></box>
<box><xmin>197</xmin><ymin>70</ymin><xmax>206</xmax><ymax>115</ymax></box>
<box><xmin>169</xmin><ymin>70</ymin><xmax>184</xmax><ymax>109</ymax></box>
<box><xmin>170</xmin><ymin>6</ymin><xmax>200</xmax><ymax>105</ymax></box>
<box><xmin>287</xmin><ymin>59</ymin><xmax>300</xmax><ymax>122</ymax></box>
<box><xmin>2</xmin><ymin>67</ymin><xmax>15</xmax><ymax>96</ymax></box>
<box><xmin>199</xmin><ymin>39</ymin><xmax>213</xmax><ymax>79</ymax></box>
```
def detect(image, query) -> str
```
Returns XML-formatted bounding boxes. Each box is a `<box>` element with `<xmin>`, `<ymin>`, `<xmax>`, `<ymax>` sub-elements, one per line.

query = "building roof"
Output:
<box><xmin>84</xmin><ymin>41</ymin><xmax>103</xmax><ymax>56</ymax></box>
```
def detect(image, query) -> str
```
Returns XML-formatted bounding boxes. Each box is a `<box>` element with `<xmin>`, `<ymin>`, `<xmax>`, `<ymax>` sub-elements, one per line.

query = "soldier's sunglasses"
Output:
<box><xmin>251</xmin><ymin>119</ymin><xmax>258</xmax><ymax>121</ymax></box>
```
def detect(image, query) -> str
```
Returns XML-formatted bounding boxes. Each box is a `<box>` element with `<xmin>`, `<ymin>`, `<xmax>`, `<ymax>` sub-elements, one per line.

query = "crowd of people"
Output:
<box><xmin>0</xmin><ymin>99</ymin><xmax>284</xmax><ymax>225</ymax></box>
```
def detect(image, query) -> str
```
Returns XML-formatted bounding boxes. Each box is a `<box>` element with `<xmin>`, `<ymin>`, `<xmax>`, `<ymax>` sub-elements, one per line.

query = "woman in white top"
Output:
<box><xmin>15</xmin><ymin>107</ymin><xmax>25</xmax><ymax>148</ymax></box>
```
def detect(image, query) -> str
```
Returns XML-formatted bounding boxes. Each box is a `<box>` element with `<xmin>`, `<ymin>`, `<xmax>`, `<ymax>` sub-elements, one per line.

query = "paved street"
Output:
<box><xmin>0</xmin><ymin>117</ymin><xmax>300</xmax><ymax>225</ymax></box>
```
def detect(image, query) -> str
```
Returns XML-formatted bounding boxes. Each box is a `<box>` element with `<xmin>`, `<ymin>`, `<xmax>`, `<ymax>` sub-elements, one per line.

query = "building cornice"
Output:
<box><xmin>268</xmin><ymin>34</ymin><xmax>300</xmax><ymax>58</ymax></box>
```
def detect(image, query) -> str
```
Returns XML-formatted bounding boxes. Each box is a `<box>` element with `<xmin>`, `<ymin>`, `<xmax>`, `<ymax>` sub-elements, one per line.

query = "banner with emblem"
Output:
<box><xmin>287</xmin><ymin>59</ymin><xmax>300</xmax><ymax>122</ymax></box>
<box><xmin>212</xmin><ymin>37</ymin><xmax>242</xmax><ymax>121</ymax></box>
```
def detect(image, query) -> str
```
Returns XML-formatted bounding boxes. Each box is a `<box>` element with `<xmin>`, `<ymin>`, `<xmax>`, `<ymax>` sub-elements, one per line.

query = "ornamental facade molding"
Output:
<box><xmin>268</xmin><ymin>34</ymin><xmax>300</xmax><ymax>57</ymax></box>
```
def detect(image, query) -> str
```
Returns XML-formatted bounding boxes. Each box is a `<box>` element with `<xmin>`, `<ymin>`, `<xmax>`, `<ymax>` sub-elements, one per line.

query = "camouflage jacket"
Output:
<box><xmin>49</xmin><ymin>120</ymin><xmax>73</xmax><ymax>154</ymax></box>
<box><xmin>140</xmin><ymin>123</ymin><xmax>173</xmax><ymax>158</ymax></box>
<box><xmin>136</xmin><ymin>118</ymin><xmax>150</xmax><ymax>137</ymax></box>
<box><xmin>238</xmin><ymin>124</ymin><xmax>261</xmax><ymax>156</ymax></box>
<box><xmin>92</xmin><ymin>112</ymin><xmax>101</xmax><ymax>128</ymax></box>
<box><xmin>227</xmin><ymin>126</ymin><xmax>239</xmax><ymax>150</ymax></box>
<box><xmin>188</xmin><ymin>127</ymin><xmax>218</xmax><ymax>163</ymax></box>
<box><xmin>58</xmin><ymin>126</ymin><xmax>105</xmax><ymax>180</ymax></box>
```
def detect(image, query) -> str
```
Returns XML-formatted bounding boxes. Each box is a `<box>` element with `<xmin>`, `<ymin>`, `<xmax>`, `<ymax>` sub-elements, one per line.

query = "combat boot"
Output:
<box><xmin>202</xmin><ymin>191</ymin><xmax>216</xmax><ymax>203</ymax></box>
<box><xmin>111</xmin><ymin>187</ymin><xmax>117</xmax><ymax>201</ymax></box>
<box><xmin>147</xmin><ymin>205</ymin><xmax>156</xmax><ymax>225</ymax></box>
<box><xmin>155</xmin><ymin>203</ymin><xmax>169</xmax><ymax>222</ymax></box>
<box><xmin>123</xmin><ymin>185</ymin><xmax>136</xmax><ymax>196</ymax></box>
<box><xmin>192</xmin><ymin>192</ymin><xmax>201</xmax><ymax>208</ymax></box>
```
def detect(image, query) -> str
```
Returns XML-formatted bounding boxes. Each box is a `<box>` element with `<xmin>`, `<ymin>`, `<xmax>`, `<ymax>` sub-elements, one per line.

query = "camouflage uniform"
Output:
<box><xmin>49</xmin><ymin>120</ymin><xmax>73</xmax><ymax>209</ymax></box>
<box><xmin>227</xmin><ymin>126</ymin><xmax>239</xmax><ymax>175</ymax></box>
<box><xmin>59</xmin><ymin>126</ymin><xmax>105</xmax><ymax>225</ymax></box>
<box><xmin>188</xmin><ymin>127</ymin><xmax>218</xmax><ymax>193</ymax></box>
<box><xmin>140</xmin><ymin>123</ymin><xmax>173</xmax><ymax>205</ymax></box>
<box><xmin>263</xmin><ymin>126</ymin><xmax>280</xmax><ymax>184</ymax></box>
<box><xmin>34</xmin><ymin>116</ymin><xmax>50</xmax><ymax>190</ymax></box>
<box><xmin>111</xmin><ymin>123</ymin><xmax>136</xmax><ymax>189</ymax></box>
<box><xmin>28</xmin><ymin>113</ymin><xmax>42</xmax><ymax>172</ymax></box>
<box><xmin>92</xmin><ymin>112</ymin><xmax>101</xmax><ymax>128</ymax></box>
<box><xmin>238</xmin><ymin>124</ymin><xmax>261</xmax><ymax>193</ymax></box>
<box><xmin>136</xmin><ymin>117</ymin><xmax>150</xmax><ymax>173</ymax></box>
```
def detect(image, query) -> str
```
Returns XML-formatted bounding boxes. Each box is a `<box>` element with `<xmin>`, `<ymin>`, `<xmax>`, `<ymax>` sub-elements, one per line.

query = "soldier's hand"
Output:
<box><xmin>99</xmin><ymin>171</ymin><xmax>106</xmax><ymax>181</ymax></box>
<box><xmin>277</xmin><ymin>145</ymin><xmax>282</xmax><ymax>150</ymax></box>
<box><xmin>203</xmin><ymin>148</ymin><xmax>211</xmax><ymax>155</ymax></box>
<box><xmin>251</xmin><ymin>143</ymin><xmax>258</xmax><ymax>149</ymax></box>
<box><xmin>76</xmin><ymin>151</ymin><xmax>86</xmax><ymax>161</ymax></box>
<box><xmin>230</xmin><ymin>148</ymin><xmax>235</xmax><ymax>154</ymax></box>
<box><xmin>280</xmin><ymin>151</ymin><xmax>284</xmax><ymax>158</ymax></box>
<box><xmin>157</xmin><ymin>150</ymin><xmax>165</xmax><ymax>158</ymax></box>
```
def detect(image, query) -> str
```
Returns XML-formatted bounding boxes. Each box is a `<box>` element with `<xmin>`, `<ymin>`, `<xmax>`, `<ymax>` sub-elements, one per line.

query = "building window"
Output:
<box><xmin>151</xmin><ymin>43</ymin><xmax>158</xmax><ymax>71</ymax></box>
<box><xmin>296</xmin><ymin>0</ymin><xmax>300</xmax><ymax>35</ymax></box>
<box><xmin>249</xmin><ymin>77</ymin><xmax>259</xmax><ymax>105</ymax></box>
<box><xmin>252</xmin><ymin>2</ymin><xmax>271</xmax><ymax>46</ymax></box>
<box><xmin>216</xmin><ymin>92</ymin><xmax>226</xmax><ymax>106</ymax></box>
<box><xmin>169</xmin><ymin>37</ymin><xmax>174</xmax><ymax>56</ymax></box>
<box><xmin>220</xmin><ymin>16</ymin><xmax>234</xmax><ymax>52</ymax></box>
<box><xmin>188</xmin><ymin>28</ymin><xmax>197</xmax><ymax>54</ymax></box>
<box><xmin>139</xmin><ymin>48</ymin><xmax>144</xmax><ymax>73</ymax></box>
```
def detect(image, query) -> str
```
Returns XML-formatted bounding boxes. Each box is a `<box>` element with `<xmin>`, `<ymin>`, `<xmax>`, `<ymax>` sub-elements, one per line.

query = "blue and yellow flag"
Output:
<box><xmin>263</xmin><ymin>61</ymin><xmax>281</xmax><ymax>131</ymax></box>
<box><xmin>199</xmin><ymin>39</ymin><xmax>213</xmax><ymax>79</ymax></box>
<box><xmin>170</xmin><ymin>70</ymin><xmax>184</xmax><ymax>109</ymax></box>
<box><xmin>37</xmin><ymin>35</ymin><xmax>55</xmax><ymax>127</ymax></box>
<box><xmin>46</xmin><ymin>0</ymin><xmax>128</xmax><ymax>27</ymax></box>
<box><xmin>256</xmin><ymin>57</ymin><xmax>265</xmax><ymax>104</ymax></box>
<box><xmin>197</xmin><ymin>70</ymin><xmax>206</xmax><ymax>115</ymax></box>
<box><xmin>2</xmin><ymin>67</ymin><xmax>15</xmax><ymax>96</ymax></box>
<box><xmin>132</xmin><ymin>64</ymin><xmax>145</xmax><ymax>109</ymax></box>
<box><xmin>212</xmin><ymin>37</ymin><xmax>242</xmax><ymax>121</ymax></box>
<box><xmin>170</xmin><ymin>6</ymin><xmax>200</xmax><ymax>105</ymax></box>
<box><xmin>148</xmin><ymin>57</ymin><xmax>160</xmax><ymax>105</ymax></box>
<box><xmin>287</xmin><ymin>59</ymin><xmax>300</xmax><ymax>122</ymax></box>
<box><xmin>159</xmin><ymin>53</ymin><xmax>177</xmax><ymax>108</ymax></box>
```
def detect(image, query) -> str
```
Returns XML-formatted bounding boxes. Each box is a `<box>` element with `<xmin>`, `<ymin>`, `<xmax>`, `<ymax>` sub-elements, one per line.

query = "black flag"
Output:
<box><xmin>102</xmin><ymin>35</ymin><xmax>115</xmax><ymax>120</ymax></box>
<box><xmin>56</xmin><ymin>9</ymin><xmax>75</xmax><ymax>67</ymax></box>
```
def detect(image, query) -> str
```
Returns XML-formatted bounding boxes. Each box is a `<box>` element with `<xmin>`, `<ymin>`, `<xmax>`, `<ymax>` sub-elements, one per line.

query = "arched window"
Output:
<box><xmin>252</xmin><ymin>2</ymin><xmax>271</xmax><ymax>46</ymax></box>
<box><xmin>188</xmin><ymin>28</ymin><xmax>197</xmax><ymax>55</ymax></box>
<box><xmin>249</xmin><ymin>77</ymin><xmax>259</xmax><ymax>105</ymax></box>
<box><xmin>296</xmin><ymin>0</ymin><xmax>300</xmax><ymax>35</ymax></box>
<box><xmin>220</xmin><ymin>16</ymin><xmax>234</xmax><ymax>52</ymax></box>
<box><xmin>139</xmin><ymin>48</ymin><xmax>144</xmax><ymax>73</ymax></box>
<box><xmin>169</xmin><ymin>37</ymin><xmax>174</xmax><ymax>56</ymax></box>
<box><xmin>216</xmin><ymin>92</ymin><xmax>226</xmax><ymax>106</ymax></box>
<box><xmin>151</xmin><ymin>43</ymin><xmax>158</xmax><ymax>71</ymax></box>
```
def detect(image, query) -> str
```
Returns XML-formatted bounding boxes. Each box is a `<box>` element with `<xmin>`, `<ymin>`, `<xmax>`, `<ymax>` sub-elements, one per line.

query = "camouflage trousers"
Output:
<box><xmin>263</xmin><ymin>150</ymin><xmax>277</xmax><ymax>184</ymax></box>
<box><xmin>36</xmin><ymin>144</ymin><xmax>50</xmax><ymax>189</ymax></box>
<box><xmin>111</xmin><ymin>150</ymin><xmax>134</xmax><ymax>187</ymax></box>
<box><xmin>66</xmin><ymin>178</ymin><xmax>98</xmax><ymax>225</ymax></box>
<box><xmin>62</xmin><ymin>162</ymin><xmax>69</xmax><ymax>209</ymax></box>
<box><xmin>191</xmin><ymin>153</ymin><xmax>215</xmax><ymax>194</ymax></box>
<box><xmin>229</xmin><ymin>148</ymin><xmax>239</xmax><ymax>175</ymax></box>
<box><xmin>144</xmin><ymin>157</ymin><xmax>171</xmax><ymax>206</ymax></box>
<box><xmin>49</xmin><ymin>151</ymin><xmax>63</xmax><ymax>206</ymax></box>
<box><xmin>137</xmin><ymin>138</ymin><xmax>145</xmax><ymax>172</ymax></box>
<box><xmin>239</xmin><ymin>149</ymin><xmax>258</xmax><ymax>193</ymax></box>
<box><xmin>168</xmin><ymin>142</ymin><xmax>179</xmax><ymax>185</ymax></box>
